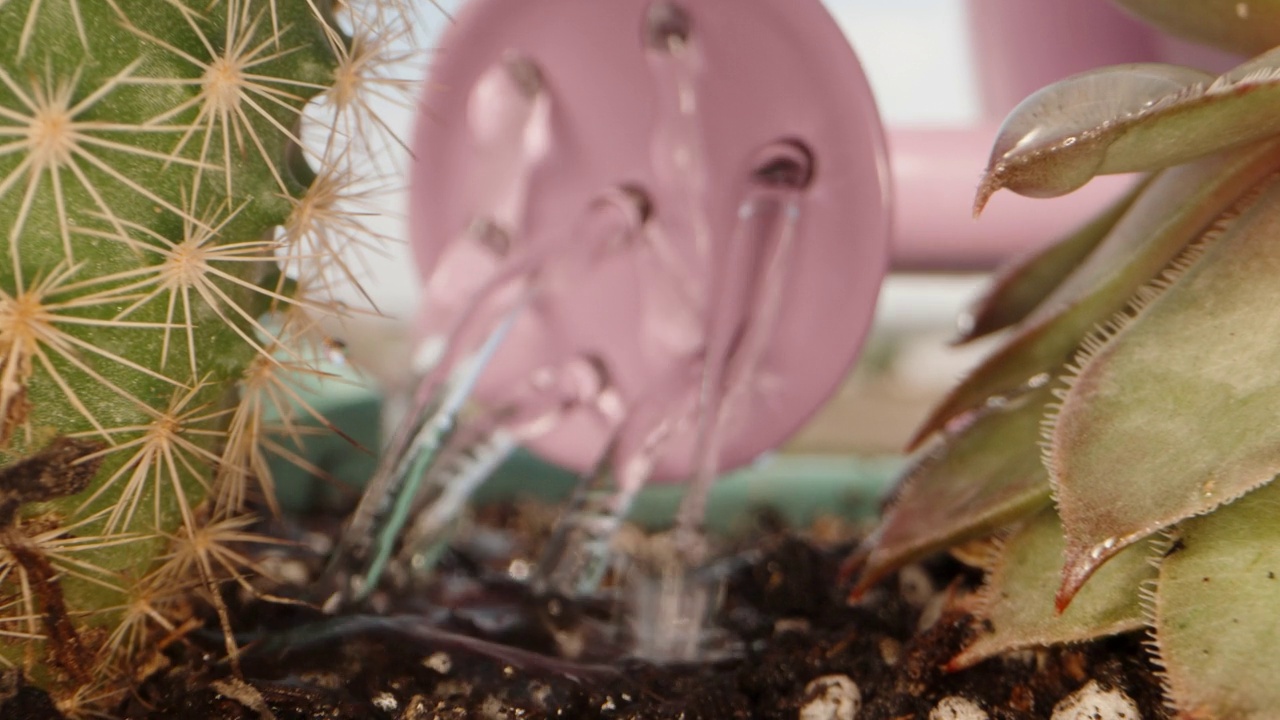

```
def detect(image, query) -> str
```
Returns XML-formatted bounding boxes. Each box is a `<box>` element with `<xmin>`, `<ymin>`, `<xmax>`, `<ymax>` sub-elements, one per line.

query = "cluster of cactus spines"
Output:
<box><xmin>0</xmin><ymin>0</ymin><xmax>419</xmax><ymax>711</ymax></box>
<box><xmin>855</xmin><ymin>3</ymin><xmax>1280</xmax><ymax>718</ymax></box>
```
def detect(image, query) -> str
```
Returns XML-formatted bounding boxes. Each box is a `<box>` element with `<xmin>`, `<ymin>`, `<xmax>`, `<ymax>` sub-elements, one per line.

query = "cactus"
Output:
<box><xmin>853</xmin><ymin>4</ymin><xmax>1280</xmax><ymax>718</ymax></box>
<box><xmin>0</xmin><ymin>0</ymin><xmax>416</xmax><ymax>711</ymax></box>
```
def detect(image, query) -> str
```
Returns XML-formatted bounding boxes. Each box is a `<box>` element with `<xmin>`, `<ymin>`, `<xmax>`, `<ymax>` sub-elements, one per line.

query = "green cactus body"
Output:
<box><xmin>0</xmin><ymin>0</ymin><xmax>386</xmax><ymax>703</ymax></box>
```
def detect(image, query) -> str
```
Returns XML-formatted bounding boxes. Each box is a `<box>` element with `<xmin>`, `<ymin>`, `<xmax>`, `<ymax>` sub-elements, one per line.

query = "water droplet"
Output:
<box><xmin>644</xmin><ymin>2</ymin><xmax>709</xmax><ymax>259</ymax></box>
<box><xmin>414</xmin><ymin>335</ymin><xmax>448</xmax><ymax>373</ymax></box>
<box><xmin>1089</xmin><ymin>537</ymin><xmax>1119</xmax><ymax>560</ymax></box>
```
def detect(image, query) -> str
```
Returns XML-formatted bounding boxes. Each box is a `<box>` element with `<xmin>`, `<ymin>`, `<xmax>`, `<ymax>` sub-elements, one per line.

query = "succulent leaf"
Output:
<box><xmin>955</xmin><ymin>175</ymin><xmax>1149</xmax><ymax>344</ymax></box>
<box><xmin>853</xmin><ymin>385</ymin><xmax>1054</xmax><ymax>593</ymax></box>
<box><xmin>1048</xmin><ymin>171</ymin><xmax>1280</xmax><ymax>607</ymax></box>
<box><xmin>948</xmin><ymin>507</ymin><xmax>1154</xmax><ymax>671</ymax></box>
<box><xmin>1151</xmin><ymin>480</ymin><xmax>1280</xmax><ymax>720</ymax></box>
<box><xmin>1111</xmin><ymin>0</ymin><xmax>1280</xmax><ymax>56</ymax></box>
<box><xmin>976</xmin><ymin>64</ymin><xmax>1210</xmax><ymax>210</ymax></box>
<box><xmin>911</xmin><ymin>140</ymin><xmax>1280</xmax><ymax>448</ymax></box>
<box><xmin>977</xmin><ymin>51</ymin><xmax>1280</xmax><ymax>211</ymax></box>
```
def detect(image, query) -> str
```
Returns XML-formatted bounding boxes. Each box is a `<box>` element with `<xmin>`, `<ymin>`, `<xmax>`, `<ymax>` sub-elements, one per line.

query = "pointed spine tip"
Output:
<box><xmin>839</xmin><ymin>546</ymin><xmax>875</xmax><ymax>602</ymax></box>
<box><xmin>973</xmin><ymin>174</ymin><xmax>999</xmax><ymax>218</ymax></box>
<box><xmin>904</xmin><ymin>408</ymin><xmax>956</xmax><ymax>451</ymax></box>
<box><xmin>903</xmin><ymin>426</ymin><xmax>933</xmax><ymax>453</ymax></box>
<box><xmin>973</xmin><ymin>157</ymin><xmax>1018</xmax><ymax>218</ymax></box>
<box><xmin>1055</xmin><ymin>544</ymin><xmax>1110</xmax><ymax>613</ymax></box>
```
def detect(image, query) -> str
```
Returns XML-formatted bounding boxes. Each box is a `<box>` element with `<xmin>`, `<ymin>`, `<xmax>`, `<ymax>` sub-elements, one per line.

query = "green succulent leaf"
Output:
<box><xmin>1152</xmin><ymin>480</ymin><xmax>1280</xmax><ymax>720</ymax></box>
<box><xmin>955</xmin><ymin>176</ymin><xmax>1149</xmax><ymax>344</ymax></box>
<box><xmin>1048</xmin><ymin>172</ymin><xmax>1280</xmax><ymax>606</ymax></box>
<box><xmin>948</xmin><ymin>507</ymin><xmax>1154</xmax><ymax>671</ymax></box>
<box><xmin>976</xmin><ymin>50</ymin><xmax>1280</xmax><ymax>211</ymax></box>
<box><xmin>854</xmin><ymin>384</ymin><xmax>1053</xmax><ymax>593</ymax></box>
<box><xmin>1112</xmin><ymin>0</ymin><xmax>1280</xmax><ymax>56</ymax></box>
<box><xmin>911</xmin><ymin>142</ymin><xmax>1280</xmax><ymax>448</ymax></box>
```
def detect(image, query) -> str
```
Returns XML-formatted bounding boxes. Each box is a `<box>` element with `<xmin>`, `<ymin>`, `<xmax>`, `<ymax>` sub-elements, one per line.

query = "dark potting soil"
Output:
<box><xmin>3</xmin><ymin>504</ymin><xmax>1169</xmax><ymax>720</ymax></box>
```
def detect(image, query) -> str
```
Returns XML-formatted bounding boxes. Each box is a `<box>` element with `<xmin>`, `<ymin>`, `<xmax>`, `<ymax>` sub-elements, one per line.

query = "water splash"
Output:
<box><xmin>397</xmin><ymin>354</ymin><xmax>617</xmax><ymax>577</ymax></box>
<box><xmin>646</xmin><ymin>1</ymin><xmax>711</xmax><ymax>269</ymax></box>
<box><xmin>531</xmin><ymin>139</ymin><xmax>815</xmax><ymax>661</ymax></box>
<box><xmin>324</xmin><ymin>186</ymin><xmax>649</xmax><ymax>606</ymax></box>
<box><xmin>673</xmin><ymin>138</ymin><xmax>814</xmax><ymax>563</ymax></box>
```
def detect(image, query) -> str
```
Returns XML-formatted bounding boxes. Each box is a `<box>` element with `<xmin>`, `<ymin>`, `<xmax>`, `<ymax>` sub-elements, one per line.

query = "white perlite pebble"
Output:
<box><xmin>371</xmin><ymin>692</ymin><xmax>397</xmax><ymax>712</ymax></box>
<box><xmin>929</xmin><ymin>696</ymin><xmax>989</xmax><ymax>720</ymax></box>
<box><xmin>423</xmin><ymin>651</ymin><xmax>452</xmax><ymax>674</ymax></box>
<box><xmin>1051</xmin><ymin>680</ymin><xmax>1141</xmax><ymax>720</ymax></box>
<box><xmin>799</xmin><ymin>675</ymin><xmax>862</xmax><ymax>720</ymax></box>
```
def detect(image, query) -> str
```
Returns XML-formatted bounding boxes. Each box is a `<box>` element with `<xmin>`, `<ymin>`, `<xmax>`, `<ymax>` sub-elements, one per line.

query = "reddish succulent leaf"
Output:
<box><xmin>1112</xmin><ymin>0</ymin><xmax>1280</xmax><ymax>56</ymax></box>
<box><xmin>1152</xmin><ymin>480</ymin><xmax>1280</xmax><ymax>720</ymax></box>
<box><xmin>955</xmin><ymin>176</ymin><xmax>1149</xmax><ymax>344</ymax></box>
<box><xmin>909</xmin><ymin>140</ymin><xmax>1280</xmax><ymax>449</ymax></box>
<box><xmin>975</xmin><ymin>64</ymin><xmax>1210</xmax><ymax>211</ymax></box>
<box><xmin>949</xmin><ymin>507</ymin><xmax>1153</xmax><ymax>671</ymax></box>
<box><xmin>976</xmin><ymin>51</ymin><xmax>1280</xmax><ymax>211</ymax></box>
<box><xmin>1048</xmin><ymin>172</ymin><xmax>1280</xmax><ymax>607</ymax></box>
<box><xmin>853</xmin><ymin>385</ymin><xmax>1053</xmax><ymax>594</ymax></box>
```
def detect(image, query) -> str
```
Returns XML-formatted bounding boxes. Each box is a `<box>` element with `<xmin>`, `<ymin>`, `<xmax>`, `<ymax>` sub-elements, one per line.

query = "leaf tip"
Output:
<box><xmin>1055</xmin><ymin>539</ymin><xmax>1119</xmax><ymax>612</ymax></box>
<box><xmin>973</xmin><ymin>171</ymin><xmax>1000</xmax><ymax>218</ymax></box>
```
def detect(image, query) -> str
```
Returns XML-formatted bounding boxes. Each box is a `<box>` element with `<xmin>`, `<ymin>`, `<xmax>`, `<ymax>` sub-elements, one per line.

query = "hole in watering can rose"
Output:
<box><xmin>500</xmin><ymin>52</ymin><xmax>544</xmax><ymax>99</ymax></box>
<box><xmin>468</xmin><ymin>217</ymin><xmax>512</xmax><ymax>256</ymax></box>
<box><xmin>751</xmin><ymin>139</ymin><xmax>815</xmax><ymax>190</ymax></box>
<box><xmin>614</xmin><ymin>183</ymin><xmax>654</xmax><ymax>226</ymax></box>
<box><xmin>644</xmin><ymin>1</ymin><xmax>692</xmax><ymax>51</ymax></box>
<box><xmin>589</xmin><ymin>184</ymin><xmax>654</xmax><ymax>252</ymax></box>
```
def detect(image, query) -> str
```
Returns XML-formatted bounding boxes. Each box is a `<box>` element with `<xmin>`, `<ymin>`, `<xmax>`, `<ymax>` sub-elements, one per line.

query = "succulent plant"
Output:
<box><xmin>0</xmin><ymin>0</ymin><xmax>416</xmax><ymax>712</ymax></box>
<box><xmin>854</xmin><ymin>3</ymin><xmax>1280</xmax><ymax>718</ymax></box>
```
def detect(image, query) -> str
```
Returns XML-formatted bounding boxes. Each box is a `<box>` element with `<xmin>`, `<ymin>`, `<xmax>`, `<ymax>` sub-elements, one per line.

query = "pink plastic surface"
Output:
<box><xmin>409</xmin><ymin>0</ymin><xmax>890</xmax><ymax>480</ymax></box>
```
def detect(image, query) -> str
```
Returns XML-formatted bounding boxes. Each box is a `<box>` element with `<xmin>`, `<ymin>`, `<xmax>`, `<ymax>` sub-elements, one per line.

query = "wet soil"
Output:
<box><xmin>2</xmin><ymin>504</ymin><xmax>1169</xmax><ymax>720</ymax></box>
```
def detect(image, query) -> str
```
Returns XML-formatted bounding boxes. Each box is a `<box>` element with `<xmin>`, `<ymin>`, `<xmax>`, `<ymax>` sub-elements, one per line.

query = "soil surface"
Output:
<box><xmin>1</xmin><ymin>503</ymin><xmax>1170</xmax><ymax>719</ymax></box>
